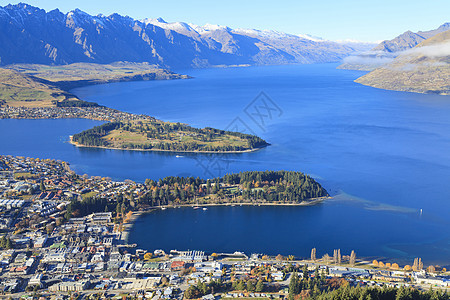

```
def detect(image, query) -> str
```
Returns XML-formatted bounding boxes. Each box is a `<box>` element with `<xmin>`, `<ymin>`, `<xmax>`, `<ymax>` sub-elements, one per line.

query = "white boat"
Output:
<box><xmin>203</xmin><ymin>207</ymin><xmax>208</xmax><ymax>211</ymax></box>
<box><xmin>193</xmin><ymin>206</ymin><xmax>200</xmax><ymax>210</ymax></box>
<box><xmin>161</xmin><ymin>207</ymin><xmax>167</xmax><ymax>210</ymax></box>
<box><xmin>176</xmin><ymin>155</ymin><xmax>183</xmax><ymax>158</ymax></box>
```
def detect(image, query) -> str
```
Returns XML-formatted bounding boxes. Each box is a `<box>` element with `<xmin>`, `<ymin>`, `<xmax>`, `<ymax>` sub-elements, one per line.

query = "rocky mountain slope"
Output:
<box><xmin>339</xmin><ymin>23</ymin><xmax>450</xmax><ymax>71</ymax></box>
<box><xmin>0</xmin><ymin>3</ymin><xmax>369</xmax><ymax>69</ymax></box>
<box><xmin>355</xmin><ymin>30</ymin><xmax>450</xmax><ymax>95</ymax></box>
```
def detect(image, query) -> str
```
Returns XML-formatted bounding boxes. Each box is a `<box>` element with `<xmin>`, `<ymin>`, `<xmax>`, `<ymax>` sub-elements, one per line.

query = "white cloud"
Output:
<box><xmin>342</xmin><ymin>50</ymin><xmax>397</xmax><ymax>66</ymax></box>
<box><xmin>404</xmin><ymin>41</ymin><xmax>450</xmax><ymax>58</ymax></box>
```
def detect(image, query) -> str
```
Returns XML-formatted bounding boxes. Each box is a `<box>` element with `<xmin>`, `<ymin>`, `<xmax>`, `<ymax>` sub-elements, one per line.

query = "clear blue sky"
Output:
<box><xmin>6</xmin><ymin>0</ymin><xmax>450</xmax><ymax>42</ymax></box>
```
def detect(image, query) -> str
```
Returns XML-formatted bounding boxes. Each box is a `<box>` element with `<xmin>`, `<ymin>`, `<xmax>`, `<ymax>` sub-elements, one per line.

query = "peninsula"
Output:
<box><xmin>0</xmin><ymin>62</ymin><xmax>269</xmax><ymax>153</ymax></box>
<box><xmin>0</xmin><ymin>155</ymin><xmax>448</xmax><ymax>299</ymax></box>
<box><xmin>71</xmin><ymin>120</ymin><xmax>268</xmax><ymax>153</ymax></box>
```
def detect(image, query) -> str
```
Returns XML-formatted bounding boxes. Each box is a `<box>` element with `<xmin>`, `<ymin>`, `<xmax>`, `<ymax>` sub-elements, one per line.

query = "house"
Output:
<box><xmin>48</xmin><ymin>280</ymin><xmax>90</xmax><ymax>292</ymax></box>
<box><xmin>171</xmin><ymin>260</ymin><xmax>186</xmax><ymax>271</ymax></box>
<box><xmin>28</xmin><ymin>273</ymin><xmax>43</xmax><ymax>287</ymax></box>
<box><xmin>414</xmin><ymin>274</ymin><xmax>449</xmax><ymax>287</ymax></box>
<box><xmin>271</xmin><ymin>272</ymin><xmax>284</xmax><ymax>281</ymax></box>
<box><xmin>34</xmin><ymin>236</ymin><xmax>48</xmax><ymax>248</ymax></box>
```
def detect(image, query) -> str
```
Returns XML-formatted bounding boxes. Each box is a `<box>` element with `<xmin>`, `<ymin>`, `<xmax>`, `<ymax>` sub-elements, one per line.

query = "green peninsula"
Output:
<box><xmin>71</xmin><ymin>119</ymin><xmax>268</xmax><ymax>152</ymax></box>
<box><xmin>0</xmin><ymin>62</ymin><xmax>269</xmax><ymax>153</ymax></box>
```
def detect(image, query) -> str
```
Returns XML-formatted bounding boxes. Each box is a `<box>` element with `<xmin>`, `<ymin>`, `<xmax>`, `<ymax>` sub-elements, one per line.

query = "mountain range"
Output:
<box><xmin>339</xmin><ymin>23</ymin><xmax>450</xmax><ymax>71</ymax></box>
<box><xmin>0</xmin><ymin>3</ymin><xmax>372</xmax><ymax>69</ymax></box>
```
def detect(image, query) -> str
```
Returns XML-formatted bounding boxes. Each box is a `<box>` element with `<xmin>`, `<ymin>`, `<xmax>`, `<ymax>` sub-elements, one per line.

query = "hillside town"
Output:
<box><xmin>0</xmin><ymin>155</ymin><xmax>448</xmax><ymax>299</ymax></box>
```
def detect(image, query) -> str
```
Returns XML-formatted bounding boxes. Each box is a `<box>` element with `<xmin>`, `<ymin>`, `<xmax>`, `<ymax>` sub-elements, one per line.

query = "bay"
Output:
<box><xmin>1</xmin><ymin>64</ymin><xmax>449</xmax><ymax>264</ymax></box>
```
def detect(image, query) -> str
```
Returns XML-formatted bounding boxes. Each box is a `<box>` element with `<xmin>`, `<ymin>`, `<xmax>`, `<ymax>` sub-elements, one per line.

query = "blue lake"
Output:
<box><xmin>1</xmin><ymin>64</ymin><xmax>449</xmax><ymax>265</ymax></box>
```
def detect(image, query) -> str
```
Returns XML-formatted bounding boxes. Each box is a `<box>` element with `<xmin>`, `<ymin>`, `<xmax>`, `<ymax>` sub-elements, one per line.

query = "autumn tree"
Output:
<box><xmin>311</xmin><ymin>248</ymin><xmax>316</xmax><ymax>261</ymax></box>
<box><xmin>349</xmin><ymin>250</ymin><xmax>356</xmax><ymax>266</ymax></box>
<box><xmin>276</xmin><ymin>254</ymin><xmax>284</xmax><ymax>261</ymax></box>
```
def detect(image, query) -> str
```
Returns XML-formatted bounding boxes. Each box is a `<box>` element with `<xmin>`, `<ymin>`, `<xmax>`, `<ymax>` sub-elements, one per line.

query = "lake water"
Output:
<box><xmin>1</xmin><ymin>64</ymin><xmax>449</xmax><ymax>265</ymax></box>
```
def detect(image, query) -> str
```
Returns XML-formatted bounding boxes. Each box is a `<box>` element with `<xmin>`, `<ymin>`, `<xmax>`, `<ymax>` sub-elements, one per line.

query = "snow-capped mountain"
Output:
<box><xmin>0</xmin><ymin>3</ymin><xmax>372</xmax><ymax>68</ymax></box>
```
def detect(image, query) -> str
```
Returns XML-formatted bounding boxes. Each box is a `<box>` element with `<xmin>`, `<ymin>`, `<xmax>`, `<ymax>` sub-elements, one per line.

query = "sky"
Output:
<box><xmin>3</xmin><ymin>0</ymin><xmax>450</xmax><ymax>42</ymax></box>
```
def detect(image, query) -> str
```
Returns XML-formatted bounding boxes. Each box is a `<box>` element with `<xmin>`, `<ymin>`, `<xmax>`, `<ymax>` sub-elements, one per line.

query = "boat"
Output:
<box><xmin>193</xmin><ymin>206</ymin><xmax>200</xmax><ymax>210</ymax></box>
<box><xmin>161</xmin><ymin>207</ymin><xmax>167</xmax><ymax>210</ymax></box>
<box><xmin>176</xmin><ymin>155</ymin><xmax>183</xmax><ymax>158</ymax></box>
<box><xmin>203</xmin><ymin>207</ymin><xmax>208</xmax><ymax>211</ymax></box>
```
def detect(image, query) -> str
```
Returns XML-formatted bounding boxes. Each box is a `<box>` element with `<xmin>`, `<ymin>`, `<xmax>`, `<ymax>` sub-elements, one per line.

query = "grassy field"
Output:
<box><xmin>102</xmin><ymin>120</ymin><xmax>249</xmax><ymax>150</ymax></box>
<box><xmin>0</xmin><ymin>68</ymin><xmax>78</xmax><ymax>107</ymax></box>
<box><xmin>7</xmin><ymin>62</ymin><xmax>188</xmax><ymax>90</ymax></box>
<box><xmin>81</xmin><ymin>191</ymin><xmax>98</xmax><ymax>200</ymax></box>
<box><xmin>13</xmin><ymin>172</ymin><xmax>38</xmax><ymax>180</ymax></box>
<box><xmin>0</xmin><ymin>62</ymin><xmax>188</xmax><ymax>108</ymax></box>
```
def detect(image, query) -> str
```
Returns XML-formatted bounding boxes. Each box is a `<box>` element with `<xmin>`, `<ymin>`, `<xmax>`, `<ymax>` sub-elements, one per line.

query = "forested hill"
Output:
<box><xmin>146</xmin><ymin>170</ymin><xmax>329</xmax><ymax>205</ymax></box>
<box><xmin>67</xmin><ymin>170</ymin><xmax>329</xmax><ymax>218</ymax></box>
<box><xmin>71</xmin><ymin>120</ymin><xmax>268</xmax><ymax>153</ymax></box>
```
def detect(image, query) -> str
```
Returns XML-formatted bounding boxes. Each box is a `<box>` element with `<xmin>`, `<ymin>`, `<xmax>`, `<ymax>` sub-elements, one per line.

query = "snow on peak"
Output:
<box><xmin>156</xmin><ymin>17</ymin><xmax>166</xmax><ymax>23</ymax></box>
<box><xmin>296</xmin><ymin>33</ymin><xmax>324</xmax><ymax>42</ymax></box>
<box><xmin>233</xmin><ymin>28</ymin><xmax>325</xmax><ymax>42</ymax></box>
<box><xmin>142</xmin><ymin>18</ymin><xmax>196</xmax><ymax>34</ymax></box>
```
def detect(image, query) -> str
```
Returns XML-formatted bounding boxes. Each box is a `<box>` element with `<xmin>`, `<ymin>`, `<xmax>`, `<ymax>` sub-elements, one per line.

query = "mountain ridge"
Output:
<box><xmin>0</xmin><ymin>3</ymin><xmax>371</xmax><ymax>69</ymax></box>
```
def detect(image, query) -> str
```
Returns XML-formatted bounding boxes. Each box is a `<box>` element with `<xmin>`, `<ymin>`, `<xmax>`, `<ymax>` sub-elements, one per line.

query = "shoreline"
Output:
<box><xmin>69</xmin><ymin>136</ymin><xmax>265</xmax><ymax>154</ymax></box>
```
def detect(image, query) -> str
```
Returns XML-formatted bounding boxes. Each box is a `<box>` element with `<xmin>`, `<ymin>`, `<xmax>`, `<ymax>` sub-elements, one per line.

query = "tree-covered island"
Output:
<box><xmin>71</xmin><ymin>119</ymin><xmax>269</xmax><ymax>152</ymax></box>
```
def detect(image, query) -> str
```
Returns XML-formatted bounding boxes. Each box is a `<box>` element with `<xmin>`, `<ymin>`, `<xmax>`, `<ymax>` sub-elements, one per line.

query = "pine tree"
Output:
<box><xmin>255</xmin><ymin>280</ymin><xmax>264</xmax><ymax>292</ymax></box>
<box><xmin>5</xmin><ymin>238</ymin><xmax>12</xmax><ymax>249</ymax></box>
<box><xmin>288</xmin><ymin>272</ymin><xmax>300</xmax><ymax>300</ymax></box>
<box><xmin>39</xmin><ymin>181</ymin><xmax>45</xmax><ymax>192</ymax></box>
<box><xmin>236</xmin><ymin>280</ymin><xmax>246</xmax><ymax>291</ymax></box>
<box><xmin>246</xmin><ymin>280</ymin><xmax>255</xmax><ymax>292</ymax></box>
